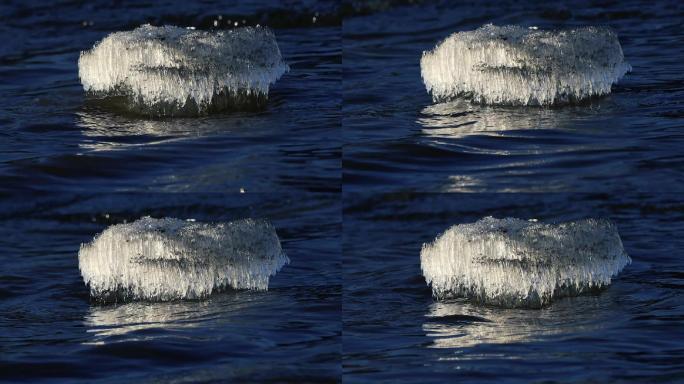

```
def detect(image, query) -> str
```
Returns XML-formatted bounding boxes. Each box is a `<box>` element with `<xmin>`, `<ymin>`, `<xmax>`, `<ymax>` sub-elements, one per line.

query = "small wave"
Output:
<box><xmin>78</xmin><ymin>216</ymin><xmax>289</xmax><ymax>303</ymax></box>
<box><xmin>421</xmin><ymin>24</ymin><xmax>631</xmax><ymax>106</ymax></box>
<box><xmin>78</xmin><ymin>24</ymin><xmax>288</xmax><ymax>117</ymax></box>
<box><xmin>420</xmin><ymin>217</ymin><xmax>631</xmax><ymax>308</ymax></box>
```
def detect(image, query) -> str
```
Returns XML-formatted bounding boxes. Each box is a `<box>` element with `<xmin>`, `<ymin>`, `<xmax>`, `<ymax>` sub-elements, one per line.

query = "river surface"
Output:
<box><xmin>1</xmin><ymin>1</ymin><xmax>341</xmax><ymax>382</ymax></box>
<box><xmin>2</xmin><ymin>0</ymin><xmax>684</xmax><ymax>382</ymax></box>
<box><xmin>343</xmin><ymin>192</ymin><xmax>684</xmax><ymax>382</ymax></box>
<box><xmin>343</xmin><ymin>0</ymin><xmax>684</xmax><ymax>194</ymax></box>
<box><xmin>1</xmin><ymin>0</ymin><xmax>341</xmax><ymax>193</ymax></box>
<box><xmin>342</xmin><ymin>1</ymin><xmax>683</xmax><ymax>382</ymax></box>
<box><xmin>0</xmin><ymin>192</ymin><xmax>341</xmax><ymax>382</ymax></box>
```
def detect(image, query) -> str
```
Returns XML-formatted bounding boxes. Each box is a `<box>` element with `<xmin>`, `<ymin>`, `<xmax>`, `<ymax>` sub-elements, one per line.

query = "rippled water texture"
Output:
<box><xmin>343</xmin><ymin>0</ymin><xmax>684</xmax><ymax>193</ymax></box>
<box><xmin>2</xmin><ymin>0</ymin><xmax>684</xmax><ymax>382</ymax></box>
<box><xmin>0</xmin><ymin>193</ymin><xmax>341</xmax><ymax>382</ymax></box>
<box><xmin>1</xmin><ymin>1</ymin><xmax>341</xmax><ymax>381</ymax></box>
<box><xmin>0</xmin><ymin>0</ymin><xmax>341</xmax><ymax>193</ymax></box>
<box><xmin>343</xmin><ymin>192</ymin><xmax>684</xmax><ymax>382</ymax></box>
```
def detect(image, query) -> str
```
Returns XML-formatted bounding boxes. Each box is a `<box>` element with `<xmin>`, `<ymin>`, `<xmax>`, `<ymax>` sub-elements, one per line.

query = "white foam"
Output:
<box><xmin>420</xmin><ymin>24</ymin><xmax>631</xmax><ymax>106</ymax></box>
<box><xmin>420</xmin><ymin>217</ymin><xmax>631</xmax><ymax>308</ymax></box>
<box><xmin>78</xmin><ymin>24</ymin><xmax>288</xmax><ymax>116</ymax></box>
<box><xmin>78</xmin><ymin>216</ymin><xmax>289</xmax><ymax>302</ymax></box>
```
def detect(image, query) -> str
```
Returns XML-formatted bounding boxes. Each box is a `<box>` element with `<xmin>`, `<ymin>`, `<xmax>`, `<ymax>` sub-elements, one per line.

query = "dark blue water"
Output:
<box><xmin>343</xmin><ymin>0</ymin><xmax>684</xmax><ymax>193</ymax></box>
<box><xmin>0</xmin><ymin>0</ymin><xmax>340</xmax><ymax>193</ymax></box>
<box><xmin>343</xmin><ymin>192</ymin><xmax>684</xmax><ymax>382</ymax></box>
<box><xmin>3</xmin><ymin>0</ymin><xmax>684</xmax><ymax>382</ymax></box>
<box><xmin>341</xmin><ymin>0</ymin><xmax>684</xmax><ymax>382</ymax></box>
<box><xmin>0</xmin><ymin>192</ymin><xmax>341</xmax><ymax>382</ymax></box>
<box><xmin>1</xmin><ymin>1</ymin><xmax>341</xmax><ymax>382</ymax></box>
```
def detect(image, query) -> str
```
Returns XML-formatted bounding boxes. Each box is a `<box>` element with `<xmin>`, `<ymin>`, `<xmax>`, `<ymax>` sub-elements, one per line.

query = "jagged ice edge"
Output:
<box><xmin>420</xmin><ymin>24</ymin><xmax>631</xmax><ymax>106</ymax></box>
<box><xmin>78</xmin><ymin>24</ymin><xmax>289</xmax><ymax>114</ymax></box>
<box><xmin>420</xmin><ymin>216</ymin><xmax>631</xmax><ymax>307</ymax></box>
<box><xmin>78</xmin><ymin>216</ymin><xmax>289</xmax><ymax>302</ymax></box>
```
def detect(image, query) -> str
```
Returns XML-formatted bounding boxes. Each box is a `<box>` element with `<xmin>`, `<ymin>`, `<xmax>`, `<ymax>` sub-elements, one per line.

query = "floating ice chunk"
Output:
<box><xmin>78</xmin><ymin>216</ymin><xmax>289</xmax><ymax>302</ymax></box>
<box><xmin>78</xmin><ymin>24</ymin><xmax>288</xmax><ymax>116</ymax></box>
<box><xmin>420</xmin><ymin>217</ymin><xmax>630</xmax><ymax>308</ymax></box>
<box><xmin>420</xmin><ymin>24</ymin><xmax>631</xmax><ymax>106</ymax></box>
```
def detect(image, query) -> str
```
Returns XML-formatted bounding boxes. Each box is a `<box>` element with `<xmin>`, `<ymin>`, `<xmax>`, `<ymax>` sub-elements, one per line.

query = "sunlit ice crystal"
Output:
<box><xmin>420</xmin><ymin>217</ymin><xmax>631</xmax><ymax>308</ymax></box>
<box><xmin>78</xmin><ymin>216</ymin><xmax>289</xmax><ymax>303</ymax></box>
<box><xmin>78</xmin><ymin>24</ymin><xmax>289</xmax><ymax>116</ymax></box>
<box><xmin>420</xmin><ymin>24</ymin><xmax>631</xmax><ymax>106</ymax></box>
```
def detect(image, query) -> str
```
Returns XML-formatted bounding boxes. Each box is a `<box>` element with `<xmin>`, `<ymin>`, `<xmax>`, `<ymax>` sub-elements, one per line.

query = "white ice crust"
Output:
<box><xmin>79</xmin><ymin>216</ymin><xmax>289</xmax><ymax>302</ymax></box>
<box><xmin>421</xmin><ymin>24</ymin><xmax>631</xmax><ymax>106</ymax></box>
<box><xmin>78</xmin><ymin>24</ymin><xmax>288</xmax><ymax>116</ymax></box>
<box><xmin>420</xmin><ymin>217</ymin><xmax>631</xmax><ymax>308</ymax></box>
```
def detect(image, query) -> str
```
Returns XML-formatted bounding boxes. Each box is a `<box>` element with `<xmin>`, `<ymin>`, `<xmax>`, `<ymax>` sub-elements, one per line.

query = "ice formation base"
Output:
<box><xmin>420</xmin><ymin>217</ymin><xmax>631</xmax><ymax>308</ymax></box>
<box><xmin>421</xmin><ymin>24</ymin><xmax>631</xmax><ymax>106</ymax></box>
<box><xmin>78</xmin><ymin>24</ymin><xmax>288</xmax><ymax>116</ymax></box>
<box><xmin>78</xmin><ymin>217</ymin><xmax>289</xmax><ymax>302</ymax></box>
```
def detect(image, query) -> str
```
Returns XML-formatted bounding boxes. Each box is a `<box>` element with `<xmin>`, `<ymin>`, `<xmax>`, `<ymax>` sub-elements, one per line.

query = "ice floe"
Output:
<box><xmin>78</xmin><ymin>24</ymin><xmax>288</xmax><ymax>116</ymax></box>
<box><xmin>421</xmin><ymin>24</ymin><xmax>631</xmax><ymax>106</ymax></box>
<box><xmin>78</xmin><ymin>216</ymin><xmax>289</xmax><ymax>302</ymax></box>
<box><xmin>420</xmin><ymin>217</ymin><xmax>631</xmax><ymax>308</ymax></box>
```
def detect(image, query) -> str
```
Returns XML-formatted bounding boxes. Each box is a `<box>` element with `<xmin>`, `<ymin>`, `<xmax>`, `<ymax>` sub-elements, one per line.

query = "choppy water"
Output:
<box><xmin>341</xmin><ymin>0</ymin><xmax>683</xmax><ymax>382</ymax></box>
<box><xmin>343</xmin><ymin>192</ymin><xmax>684</xmax><ymax>382</ymax></box>
<box><xmin>343</xmin><ymin>0</ymin><xmax>684</xmax><ymax>193</ymax></box>
<box><xmin>0</xmin><ymin>0</ymin><xmax>340</xmax><ymax>193</ymax></box>
<box><xmin>2</xmin><ymin>0</ymin><xmax>684</xmax><ymax>382</ymax></box>
<box><xmin>1</xmin><ymin>1</ymin><xmax>341</xmax><ymax>382</ymax></box>
<box><xmin>0</xmin><ymin>193</ymin><xmax>341</xmax><ymax>382</ymax></box>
